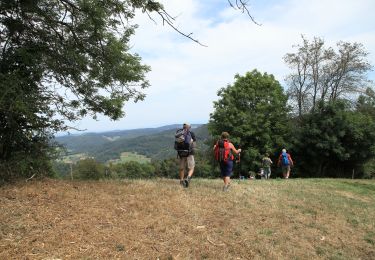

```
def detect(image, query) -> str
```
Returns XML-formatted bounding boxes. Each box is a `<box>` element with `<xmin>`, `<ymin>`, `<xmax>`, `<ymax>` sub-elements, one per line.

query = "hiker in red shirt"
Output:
<box><xmin>277</xmin><ymin>148</ymin><xmax>294</xmax><ymax>179</ymax></box>
<box><xmin>213</xmin><ymin>132</ymin><xmax>241</xmax><ymax>191</ymax></box>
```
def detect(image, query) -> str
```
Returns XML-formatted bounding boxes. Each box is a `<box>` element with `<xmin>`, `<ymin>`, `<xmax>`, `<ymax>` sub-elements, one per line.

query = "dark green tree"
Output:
<box><xmin>208</xmin><ymin>69</ymin><xmax>290</xmax><ymax>172</ymax></box>
<box><xmin>110</xmin><ymin>161</ymin><xmax>155</xmax><ymax>179</ymax></box>
<box><xmin>0</xmin><ymin>0</ymin><xmax>259</xmax><ymax>180</ymax></box>
<box><xmin>292</xmin><ymin>100</ymin><xmax>375</xmax><ymax>178</ymax></box>
<box><xmin>74</xmin><ymin>158</ymin><xmax>104</xmax><ymax>180</ymax></box>
<box><xmin>0</xmin><ymin>0</ymin><xmax>161</xmax><ymax>179</ymax></box>
<box><xmin>355</xmin><ymin>88</ymin><xmax>375</xmax><ymax>178</ymax></box>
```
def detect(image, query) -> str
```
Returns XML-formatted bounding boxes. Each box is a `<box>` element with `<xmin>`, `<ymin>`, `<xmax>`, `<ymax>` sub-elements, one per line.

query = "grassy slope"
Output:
<box><xmin>1</xmin><ymin>179</ymin><xmax>374</xmax><ymax>259</ymax></box>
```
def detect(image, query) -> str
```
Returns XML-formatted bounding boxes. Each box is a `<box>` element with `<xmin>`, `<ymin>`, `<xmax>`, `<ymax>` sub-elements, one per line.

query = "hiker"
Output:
<box><xmin>213</xmin><ymin>132</ymin><xmax>241</xmax><ymax>191</ymax></box>
<box><xmin>262</xmin><ymin>153</ymin><xmax>273</xmax><ymax>179</ymax></box>
<box><xmin>174</xmin><ymin>123</ymin><xmax>196</xmax><ymax>188</ymax></box>
<box><xmin>277</xmin><ymin>148</ymin><xmax>294</xmax><ymax>179</ymax></box>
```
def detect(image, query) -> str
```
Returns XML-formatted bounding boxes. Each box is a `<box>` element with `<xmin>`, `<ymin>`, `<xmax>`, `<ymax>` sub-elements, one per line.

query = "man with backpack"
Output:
<box><xmin>213</xmin><ymin>132</ymin><xmax>241</xmax><ymax>191</ymax></box>
<box><xmin>174</xmin><ymin>123</ymin><xmax>196</xmax><ymax>188</ymax></box>
<box><xmin>277</xmin><ymin>148</ymin><xmax>294</xmax><ymax>179</ymax></box>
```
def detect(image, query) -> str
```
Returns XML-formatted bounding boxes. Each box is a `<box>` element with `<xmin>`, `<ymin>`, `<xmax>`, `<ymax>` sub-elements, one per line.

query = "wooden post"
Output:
<box><xmin>70</xmin><ymin>163</ymin><xmax>73</xmax><ymax>180</ymax></box>
<box><xmin>352</xmin><ymin>169</ymin><xmax>355</xmax><ymax>179</ymax></box>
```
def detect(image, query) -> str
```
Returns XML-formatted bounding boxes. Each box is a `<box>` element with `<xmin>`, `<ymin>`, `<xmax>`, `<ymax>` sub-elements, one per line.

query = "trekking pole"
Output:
<box><xmin>237</xmin><ymin>146</ymin><xmax>242</xmax><ymax>179</ymax></box>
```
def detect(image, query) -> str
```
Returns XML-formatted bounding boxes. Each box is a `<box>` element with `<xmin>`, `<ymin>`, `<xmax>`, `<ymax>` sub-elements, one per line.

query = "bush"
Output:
<box><xmin>362</xmin><ymin>159</ymin><xmax>375</xmax><ymax>179</ymax></box>
<box><xmin>109</xmin><ymin>161</ymin><xmax>155</xmax><ymax>179</ymax></box>
<box><xmin>74</xmin><ymin>158</ymin><xmax>104</xmax><ymax>180</ymax></box>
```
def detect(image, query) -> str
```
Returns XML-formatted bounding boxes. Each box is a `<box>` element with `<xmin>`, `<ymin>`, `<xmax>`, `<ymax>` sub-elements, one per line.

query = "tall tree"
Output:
<box><xmin>0</xmin><ymin>0</ymin><xmax>259</xmax><ymax>180</ymax></box>
<box><xmin>0</xmin><ymin>0</ymin><xmax>160</xmax><ymax>179</ymax></box>
<box><xmin>208</xmin><ymin>69</ymin><xmax>290</xmax><ymax>172</ymax></box>
<box><xmin>292</xmin><ymin>100</ymin><xmax>375</xmax><ymax>178</ymax></box>
<box><xmin>284</xmin><ymin>36</ymin><xmax>372</xmax><ymax>117</ymax></box>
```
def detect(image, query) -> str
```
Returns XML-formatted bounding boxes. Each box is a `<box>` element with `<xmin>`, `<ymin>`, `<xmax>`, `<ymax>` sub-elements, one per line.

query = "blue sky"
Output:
<box><xmin>72</xmin><ymin>0</ymin><xmax>375</xmax><ymax>133</ymax></box>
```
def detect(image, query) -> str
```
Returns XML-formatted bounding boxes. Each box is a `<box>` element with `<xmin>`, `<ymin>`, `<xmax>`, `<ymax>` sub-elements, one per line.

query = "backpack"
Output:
<box><xmin>281</xmin><ymin>152</ymin><xmax>289</xmax><ymax>166</ymax></box>
<box><xmin>174</xmin><ymin>129</ymin><xmax>192</xmax><ymax>157</ymax></box>
<box><xmin>262</xmin><ymin>157</ymin><xmax>271</xmax><ymax>167</ymax></box>
<box><xmin>214</xmin><ymin>139</ymin><xmax>234</xmax><ymax>163</ymax></box>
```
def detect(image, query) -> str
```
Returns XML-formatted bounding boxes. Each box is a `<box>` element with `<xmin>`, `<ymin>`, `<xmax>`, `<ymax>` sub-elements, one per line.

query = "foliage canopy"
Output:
<box><xmin>209</xmin><ymin>69</ymin><xmax>290</xmax><ymax>172</ymax></box>
<box><xmin>0</xmin><ymin>0</ymin><xmax>162</xmax><ymax>179</ymax></box>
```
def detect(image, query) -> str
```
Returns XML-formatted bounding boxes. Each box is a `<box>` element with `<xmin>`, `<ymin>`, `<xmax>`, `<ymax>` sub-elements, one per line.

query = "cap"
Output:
<box><xmin>183</xmin><ymin>122</ymin><xmax>191</xmax><ymax>127</ymax></box>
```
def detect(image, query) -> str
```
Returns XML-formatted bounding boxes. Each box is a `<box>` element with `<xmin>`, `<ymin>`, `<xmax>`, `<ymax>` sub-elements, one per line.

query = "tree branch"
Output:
<box><xmin>150</xmin><ymin>8</ymin><xmax>208</xmax><ymax>47</ymax></box>
<box><xmin>229</xmin><ymin>0</ymin><xmax>261</xmax><ymax>25</ymax></box>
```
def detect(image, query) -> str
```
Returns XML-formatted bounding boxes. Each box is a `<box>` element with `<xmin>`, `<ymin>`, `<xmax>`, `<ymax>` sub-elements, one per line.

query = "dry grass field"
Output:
<box><xmin>1</xmin><ymin>178</ymin><xmax>375</xmax><ymax>259</ymax></box>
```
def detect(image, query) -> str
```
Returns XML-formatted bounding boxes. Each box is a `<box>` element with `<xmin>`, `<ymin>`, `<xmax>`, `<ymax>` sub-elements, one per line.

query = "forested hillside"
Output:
<box><xmin>56</xmin><ymin>124</ymin><xmax>209</xmax><ymax>162</ymax></box>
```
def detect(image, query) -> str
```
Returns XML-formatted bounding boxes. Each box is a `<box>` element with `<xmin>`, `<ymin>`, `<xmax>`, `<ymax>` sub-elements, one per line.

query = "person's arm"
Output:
<box><xmin>191</xmin><ymin>132</ymin><xmax>196</xmax><ymax>142</ymax></box>
<box><xmin>288</xmin><ymin>154</ymin><xmax>294</xmax><ymax>166</ymax></box>
<box><xmin>277</xmin><ymin>154</ymin><xmax>282</xmax><ymax>167</ymax></box>
<box><xmin>190</xmin><ymin>132</ymin><xmax>196</xmax><ymax>151</ymax></box>
<box><xmin>229</xmin><ymin>143</ymin><xmax>241</xmax><ymax>154</ymax></box>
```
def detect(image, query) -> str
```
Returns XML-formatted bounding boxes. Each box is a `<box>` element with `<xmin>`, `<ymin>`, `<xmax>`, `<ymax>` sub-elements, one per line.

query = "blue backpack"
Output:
<box><xmin>281</xmin><ymin>152</ymin><xmax>289</xmax><ymax>166</ymax></box>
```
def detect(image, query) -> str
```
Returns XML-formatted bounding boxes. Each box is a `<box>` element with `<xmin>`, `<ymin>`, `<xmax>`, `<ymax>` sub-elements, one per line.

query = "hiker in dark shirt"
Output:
<box><xmin>175</xmin><ymin>123</ymin><xmax>196</xmax><ymax>188</ymax></box>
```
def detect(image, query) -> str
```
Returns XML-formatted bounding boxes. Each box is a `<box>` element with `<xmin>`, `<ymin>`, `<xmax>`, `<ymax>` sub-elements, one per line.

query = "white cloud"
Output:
<box><xmin>73</xmin><ymin>0</ymin><xmax>375</xmax><ymax>133</ymax></box>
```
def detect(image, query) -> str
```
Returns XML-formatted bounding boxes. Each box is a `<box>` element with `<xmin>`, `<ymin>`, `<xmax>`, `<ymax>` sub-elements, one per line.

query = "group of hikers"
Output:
<box><xmin>175</xmin><ymin>123</ymin><xmax>294</xmax><ymax>191</ymax></box>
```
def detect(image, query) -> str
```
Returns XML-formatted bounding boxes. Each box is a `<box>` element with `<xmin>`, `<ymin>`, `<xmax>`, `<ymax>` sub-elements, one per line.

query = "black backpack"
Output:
<box><xmin>174</xmin><ymin>129</ymin><xmax>192</xmax><ymax>157</ymax></box>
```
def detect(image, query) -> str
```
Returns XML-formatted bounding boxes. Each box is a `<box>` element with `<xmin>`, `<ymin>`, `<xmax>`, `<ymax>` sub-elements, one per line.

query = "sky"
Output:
<box><xmin>72</xmin><ymin>0</ymin><xmax>375</xmax><ymax>133</ymax></box>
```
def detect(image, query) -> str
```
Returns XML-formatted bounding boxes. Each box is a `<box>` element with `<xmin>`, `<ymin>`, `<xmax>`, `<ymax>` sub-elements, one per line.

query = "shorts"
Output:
<box><xmin>220</xmin><ymin>160</ymin><xmax>233</xmax><ymax>177</ymax></box>
<box><xmin>179</xmin><ymin>155</ymin><xmax>195</xmax><ymax>170</ymax></box>
<box><xmin>264</xmin><ymin>167</ymin><xmax>271</xmax><ymax>177</ymax></box>
<box><xmin>282</xmin><ymin>165</ymin><xmax>290</xmax><ymax>174</ymax></box>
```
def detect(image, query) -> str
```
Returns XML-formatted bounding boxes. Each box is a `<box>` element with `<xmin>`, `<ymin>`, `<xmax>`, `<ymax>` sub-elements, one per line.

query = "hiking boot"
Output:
<box><xmin>180</xmin><ymin>180</ymin><xmax>186</xmax><ymax>187</ymax></box>
<box><xmin>184</xmin><ymin>176</ymin><xmax>191</xmax><ymax>188</ymax></box>
<box><xmin>222</xmin><ymin>183</ymin><xmax>231</xmax><ymax>192</ymax></box>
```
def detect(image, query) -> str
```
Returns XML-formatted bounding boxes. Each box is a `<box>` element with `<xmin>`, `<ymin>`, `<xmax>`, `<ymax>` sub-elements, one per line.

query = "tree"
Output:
<box><xmin>74</xmin><ymin>158</ymin><xmax>104</xmax><ymax>180</ymax></box>
<box><xmin>292</xmin><ymin>100</ymin><xmax>375</xmax><ymax>178</ymax></box>
<box><xmin>110</xmin><ymin>161</ymin><xmax>155</xmax><ymax>179</ymax></box>
<box><xmin>284</xmin><ymin>36</ymin><xmax>372</xmax><ymax>118</ymax></box>
<box><xmin>356</xmin><ymin>87</ymin><xmax>375</xmax><ymax>179</ymax></box>
<box><xmin>208</xmin><ymin>69</ymin><xmax>290</xmax><ymax>172</ymax></box>
<box><xmin>0</xmin><ymin>0</ymin><xmax>258</xmax><ymax>180</ymax></box>
<box><xmin>356</xmin><ymin>87</ymin><xmax>375</xmax><ymax>117</ymax></box>
<box><xmin>1</xmin><ymin>0</ymin><xmax>158</xmax><ymax>178</ymax></box>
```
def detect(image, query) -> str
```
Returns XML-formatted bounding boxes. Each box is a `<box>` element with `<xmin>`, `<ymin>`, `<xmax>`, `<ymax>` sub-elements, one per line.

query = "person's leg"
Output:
<box><xmin>223</xmin><ymin>176</ymin><xmax>231</xmax><ymax>191</ymax></box>
<box><xmin>264</xmin><ymin>168</ymin><xmax>269</xmax><ymax>179</ymax></box>
<box><xmin>185</xmin><ymin>155</ymin><xmax>195</xmax><ymax>187</ymax></box>
<box><xmin>186</xmin><ymin>155</ymin><xmax>195</xmax><ymax>178</ymax></box>
<box><xmin>179</xmin><ymin>158</ymin><xmax>186</xmax><ymax>185</ymax></box>
<box><xmin>282</xmin><ymin>166</ymin><xmax>287</xmax><ymax>178</ymax></box>
<box><xmin>286</xmin><ymin>166</ymin><xmax>290</xmax><ymax>178</ymax></box>
<box><xmin>222</xmin><ymin>161</ymin><xmax>233</xmax><ymax>191</ymax></box>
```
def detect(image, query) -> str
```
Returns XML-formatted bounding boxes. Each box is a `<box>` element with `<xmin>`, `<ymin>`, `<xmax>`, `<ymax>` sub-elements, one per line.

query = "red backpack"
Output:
<box><xmin>214</xmin><ymin>139</ymin><xmax>234</xmax><ymax>162</ymax></box>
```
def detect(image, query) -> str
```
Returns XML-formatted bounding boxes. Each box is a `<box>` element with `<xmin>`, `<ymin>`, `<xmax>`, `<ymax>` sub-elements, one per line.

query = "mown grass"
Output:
<box><xmin>0</xmin><ymin>178</ymin><xmax>374</xmax><ymax>259</ymax></box>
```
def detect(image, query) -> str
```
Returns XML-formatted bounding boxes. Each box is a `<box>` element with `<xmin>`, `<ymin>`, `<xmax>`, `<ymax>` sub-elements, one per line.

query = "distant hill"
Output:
<box><xmin>56</xmin><ymin>124</ymin><xmax>210</xmax><ymax>162</ymax></box>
